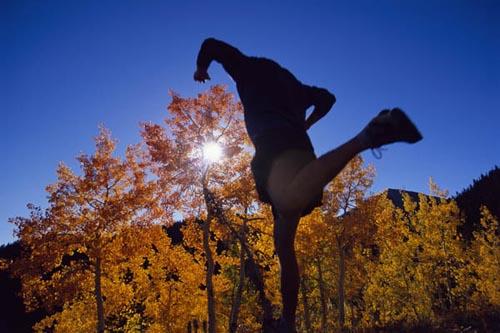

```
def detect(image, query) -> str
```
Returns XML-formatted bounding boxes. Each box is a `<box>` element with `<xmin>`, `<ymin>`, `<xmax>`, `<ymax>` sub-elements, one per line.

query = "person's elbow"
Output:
<box><xmin>320</xmin><ymin>89</ymin><xmax>336</xmax><ymax>111</ymax></box>
<box><xmin>201</xmin><ymin>37</ymin><xmax>218</xmax><ymax>49</ymax></box>
<box><xmin>327</xmin><ymin>91</ymin><xmax>336</xmax><ymax>109</ymax></box>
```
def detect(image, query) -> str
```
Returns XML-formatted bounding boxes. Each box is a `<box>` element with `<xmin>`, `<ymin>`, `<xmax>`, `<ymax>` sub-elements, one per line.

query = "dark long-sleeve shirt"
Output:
<box><xmin>196</xmin><ymin>38</ymin><xmax>335</xmax><ymax>141</ymax></box>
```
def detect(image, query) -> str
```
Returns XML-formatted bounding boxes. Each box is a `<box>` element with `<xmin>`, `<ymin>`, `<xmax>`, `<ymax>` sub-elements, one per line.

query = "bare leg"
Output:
<box><xmin>269</xmin><ymin>136</ymin><xmax>366</xmax><ymax>217</ymax></box>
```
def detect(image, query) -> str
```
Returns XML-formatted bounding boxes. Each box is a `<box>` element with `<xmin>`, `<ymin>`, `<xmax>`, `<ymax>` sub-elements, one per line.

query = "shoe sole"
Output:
<box><xmin>391</xmin><ymin>108</ymin><xmax>423</xmax><ymax>144</ymax></box>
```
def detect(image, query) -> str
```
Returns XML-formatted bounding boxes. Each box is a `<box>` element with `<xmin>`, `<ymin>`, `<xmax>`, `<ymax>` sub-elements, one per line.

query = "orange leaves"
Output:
<box><xmin>9</xmin><ymin>83</ymin><xmax>496</xmax><ymax>331</ymax></box>
<box><xmin>9</xmin><ymin>126</ymin><xmax>164</xmax><ymax>330</ymax></box>
<box><xmin>324</xmin><ymin>155</ymin><xmax>376</xmax><ymax>217</ymax></box>
<box><xmin>141</xmin><ymin>85</ymin><xmax>264</xmax><ymax>332</ymax></box>
<box><xmin>165</xmin><ymin>85</ymin><xmax>244</xmax><ymax>147</ymax></box>
<box><xmin>142</xmin><ymin>85</ymin><xmax>254</xmax><ymax>218</ymax></box>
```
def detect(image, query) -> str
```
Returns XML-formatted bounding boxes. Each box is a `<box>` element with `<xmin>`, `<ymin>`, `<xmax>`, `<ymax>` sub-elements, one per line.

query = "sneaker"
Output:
<box><xmin>361</xmin><ymin>108</ymin><xmax>423</xmax><ymax>149</ymax></box>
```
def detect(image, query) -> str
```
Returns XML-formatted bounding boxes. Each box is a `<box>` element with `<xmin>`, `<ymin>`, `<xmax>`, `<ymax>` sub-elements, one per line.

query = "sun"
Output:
<box><xmin>202</xmin><ymin>142</ymin><xmax>223</xmax><ymax>163</ymax></box>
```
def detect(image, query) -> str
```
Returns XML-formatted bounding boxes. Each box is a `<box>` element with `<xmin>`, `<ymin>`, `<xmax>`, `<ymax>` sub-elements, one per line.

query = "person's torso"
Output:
<box><xmin>231</xmin><ymin>57</ymin><xmax>311</xmax><ymax>141</ymax></box>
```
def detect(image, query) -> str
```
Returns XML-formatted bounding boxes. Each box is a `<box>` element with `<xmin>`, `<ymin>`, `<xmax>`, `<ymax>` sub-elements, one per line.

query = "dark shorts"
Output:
<box><xmin>250</xmin><ymin>128</ymin><xmax>323</xmax><ymax>217</ymax></box>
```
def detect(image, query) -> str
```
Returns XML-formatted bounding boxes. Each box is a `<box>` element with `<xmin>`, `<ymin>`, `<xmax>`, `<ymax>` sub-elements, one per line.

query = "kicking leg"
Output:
<box><xmin>269</xmin><ymin>108</ymin><xmax>422</xmax><ymax>216</ymax></box>
<box><xmin>268</xmin><ymin>108</ymin><xmax>422</xmax><ymax>331</ymax></box>
<box><xmin>269</xmin><ymin>136</ymin><xmax>363</xmax><ymax>217</ymax></box>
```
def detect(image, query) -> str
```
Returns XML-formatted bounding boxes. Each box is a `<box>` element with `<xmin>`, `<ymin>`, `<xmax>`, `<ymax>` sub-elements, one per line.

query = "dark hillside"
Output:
<box><xmin>454</xmin><ymin>166</ymin><xmax>500</xmax><ymax>240</ymax></box>
<box><xmin>0</xmin><ymin>242</ymin><xmax>44</xmax><ymax>333</ymax></box>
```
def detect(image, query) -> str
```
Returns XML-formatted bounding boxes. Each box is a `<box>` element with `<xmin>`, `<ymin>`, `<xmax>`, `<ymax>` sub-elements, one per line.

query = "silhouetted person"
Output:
<box><xmin>194</xmin><ymin>38</ymin><xmax>422</xmax><ymax>332</ymax></box>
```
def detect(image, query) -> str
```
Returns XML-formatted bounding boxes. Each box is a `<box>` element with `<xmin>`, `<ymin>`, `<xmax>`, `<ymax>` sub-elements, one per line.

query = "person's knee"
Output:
<box><xmin>273</xmin><ymin>219</ymin><xmax>298</xmax><ymax>257</ymax></box>
<box><xmin>274</xmin><ymin>234</ymin><xmax>293</xmax><ymax>257</ymax></box>
<box><xmin>272</xmin><ymin>192</ymin><xmax>304</xmax><ymax>219</ymax></box>
<box><xmin>273</xmin><ymin>225</ymin><xmax>286</xmax><ymax>254</ymax></box>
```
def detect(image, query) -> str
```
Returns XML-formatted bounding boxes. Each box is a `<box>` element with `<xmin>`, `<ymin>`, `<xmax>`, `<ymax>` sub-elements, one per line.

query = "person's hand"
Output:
<box><xmin>194</xmin><ymin>68</ymin><xmax>210</xmax><ymax>83</ymax></box>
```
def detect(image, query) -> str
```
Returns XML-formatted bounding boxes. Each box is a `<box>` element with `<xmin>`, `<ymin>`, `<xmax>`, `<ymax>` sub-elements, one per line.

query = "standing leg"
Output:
<box><xmin>273</xmin><ymin>210</ymin><xmax>300</xmax><ymax>332</ymax></box>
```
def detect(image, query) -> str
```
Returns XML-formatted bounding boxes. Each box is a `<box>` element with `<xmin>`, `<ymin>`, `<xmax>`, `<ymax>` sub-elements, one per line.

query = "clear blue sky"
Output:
<box><xmin>1</xmin><ymin>0</ymin><xmax>499</xmax><ymax>245</ymax></box>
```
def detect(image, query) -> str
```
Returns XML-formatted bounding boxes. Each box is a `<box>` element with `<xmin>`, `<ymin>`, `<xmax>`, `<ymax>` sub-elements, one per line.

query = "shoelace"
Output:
<box><xmin>371</xmin><ymin>147</ymin><xmax>386</xmax><ymax>159</ymax></box>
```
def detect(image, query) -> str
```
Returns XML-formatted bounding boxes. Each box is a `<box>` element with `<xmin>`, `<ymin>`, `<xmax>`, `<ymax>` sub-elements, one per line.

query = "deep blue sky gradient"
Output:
<box><xmin>1</xmin><ymin>0</ymin><xmax>499</xmax><ymax>245</ymax></box>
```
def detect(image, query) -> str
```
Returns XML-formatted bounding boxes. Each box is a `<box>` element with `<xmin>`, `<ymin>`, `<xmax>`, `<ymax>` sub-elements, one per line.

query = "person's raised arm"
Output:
<box><xmin>304</xmin><ymin>86</ymin><xmax>336</xmax><ymax>130</ymax></box>
<box><xmin>194</xmin><ymin>38</ymin><xmax>246</xmax><ymax>83</ymax></box>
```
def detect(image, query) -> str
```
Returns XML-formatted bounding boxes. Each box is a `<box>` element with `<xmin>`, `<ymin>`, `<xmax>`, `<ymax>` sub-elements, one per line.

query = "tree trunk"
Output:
<box><xmin>204</xmin><ymin>187</ymin><xmax>274</xmax><ymax>329</ymax></box>
<box><xmin>166</xmin><ymin>284</ymin><xmax>173</xmax><ymax>333</ymax></box>
<box><xmin>94</xmin><ymin>256</ymin><xmax>105</xmax><ymax>333</ymax></box>
<box><xmin>441</xmin><ymin>229</ymin><xmax>454</xmax><ymax>309</ymax></box>
<box><xmin>316</xmin><ymin>259</ymin><xmax>328</xmax><ymax>333</ymax></box>
<box><xmin>300</xmin><ymin>276</ymin><xmax>312</xmax><ymax>333</ymax></box>
<box><xmin>202</xmin><ymin>215</ymin><xmax>217</xmax><ymax>333</ymax></box>
<box><xmin>338</xmin><ymin>243</ymin><xmax>346</xmax><ymax>330</ymax></box>
<box><xmin>229</xmin><ymin>222</ymin><xmax>247</xmax><ymax>333</ymax></box>
<box><xmin>202</xmin><ymin>177</ymin><xmax>217</xmax><ymax>333</ymax></box>
<box><xmin>203</xmin><ymin>186</ymin><xmax>274</xmax><ymax>331</ymax></box>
